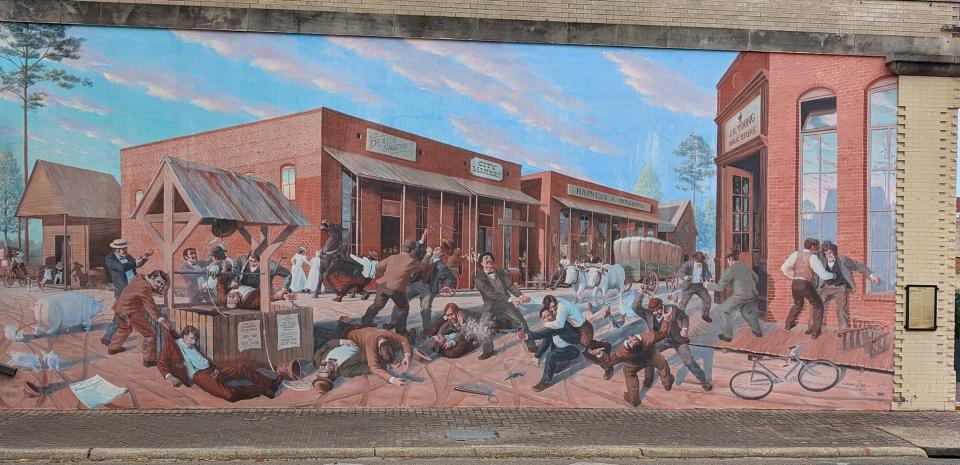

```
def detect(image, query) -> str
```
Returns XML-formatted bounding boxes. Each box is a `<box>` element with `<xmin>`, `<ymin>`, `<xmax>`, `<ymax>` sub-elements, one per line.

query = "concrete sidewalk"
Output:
<box><xmin>0</xmin><ymin>408</ymin><xmax>956</xmax><ymax>460</ymax></box>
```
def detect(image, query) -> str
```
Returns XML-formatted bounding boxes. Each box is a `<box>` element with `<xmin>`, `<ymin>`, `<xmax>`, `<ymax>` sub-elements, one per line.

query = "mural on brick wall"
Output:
<box><xmin>0</xmin><ymin>23</ymin><xmax>896</xmax><ymax>409</ymax></box>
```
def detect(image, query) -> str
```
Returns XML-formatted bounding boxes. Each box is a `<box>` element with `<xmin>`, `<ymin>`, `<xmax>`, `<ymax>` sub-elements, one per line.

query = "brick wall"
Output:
<box><xmin>80</xmin><ymin>0</ymin><xmax>957</xmax><ymax>38</ymax></box>
<box><xmin>763</xmin><ymin>53</ymin><xmax>895</xmax><ymax>327</ymax></box>
<box><xmin>892</xmin><ymin>75</ymin><xmax>959</xmax><ymax>411</ymax></box>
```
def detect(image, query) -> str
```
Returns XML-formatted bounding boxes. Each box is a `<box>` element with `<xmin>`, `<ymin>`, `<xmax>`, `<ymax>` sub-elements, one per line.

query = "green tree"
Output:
<box><xmin>0</xmin><ymin>23</ymin><xmax>91</xmax><ymax>261</ymax></box>
<box><xmin>632</xmin><ymin>163</ymin><xmax>662</xmax><ymax>201</ymax></box>
<box><xmin>696</xmin><ymin>196</ymin><xmax>716</xmax><ymax>253</ymax></box>
<box><xmin>672</xmin><ymin>134</ymin><xmax>715</xmax><ymax>210</ymax></box>
<box><xmin>0</xmin><ymin>150</ymin><xmax>22</xmax><ymax>247</ymax></box>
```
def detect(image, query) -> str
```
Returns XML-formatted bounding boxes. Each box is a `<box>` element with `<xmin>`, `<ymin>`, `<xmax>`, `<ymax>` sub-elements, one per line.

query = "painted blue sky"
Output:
<box><xmin>0</xmin><ymin>26</ymin><xmax>732</xmax><ymax>211</ymax></box>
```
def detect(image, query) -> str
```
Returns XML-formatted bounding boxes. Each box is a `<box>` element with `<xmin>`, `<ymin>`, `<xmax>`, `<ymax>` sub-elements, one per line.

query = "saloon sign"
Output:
<box><xmin>724</xmin><ymin>94</ymin><xmax>762</xmax><ymax>152</ymax></box>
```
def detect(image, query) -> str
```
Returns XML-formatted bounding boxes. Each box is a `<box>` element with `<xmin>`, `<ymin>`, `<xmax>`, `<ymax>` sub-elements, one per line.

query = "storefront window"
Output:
<box><xmin>477</xmin><ymin>200</ymin><xmax>494</xmax><ymax>253</ymax></box>
<box><xmin>415</xmin><ymin>190</ymin><xmax>428</xmax><ymax>240</ymax></box>
<box><xmin>559</xmin><ymin>209</ymin><xmax>570</xmax><ymax>260</ymax></box>
<box><xmin>572</xmin><ymin>212</ymin><xmax>591</xmax><ymax>261</ymax></box>
<box><xmin>342</xmin><ymin>170</ymin><xmax>358</xmax><ymax>253</ymax></box>
<box><xmin>867</xmin><ymin>83</ymin><xmax>897</xmax><ymax>293</ymax></box>
<box><xmin>799</xmin><ymin>95</ymin><xmax>838</xmax><ymax>247</ymax></box>
<box><xmin>281</xmin><ymin>166</ymin><xmax>296</xmax><ymax>200</ymax></box>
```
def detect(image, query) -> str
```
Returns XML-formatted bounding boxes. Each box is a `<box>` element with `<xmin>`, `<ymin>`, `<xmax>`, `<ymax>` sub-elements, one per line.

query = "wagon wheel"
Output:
<box><xmin>641</xmin><ymin>271</ymin><xmax>659</xmax><ymax>293</ymax></box>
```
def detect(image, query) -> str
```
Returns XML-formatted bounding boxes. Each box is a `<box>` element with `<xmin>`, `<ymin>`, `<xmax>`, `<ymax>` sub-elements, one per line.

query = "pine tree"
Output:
<box><xmin>696</xmin><ymin>196</ymin><xmax>716</xmax><ymax>253</ymax></box>
<box><xmin>0</xmin><ymin>150</ymin><xmax>23</xmax><ymax>247</ymax></box>
<box><xmin>632</xmin><ymin>163</ymin><xmax>662</xmax><ymax>201</ymax></box>
<box><xmin>672</xmin><ymin>134</ymin><xmax>715</xmax><ymax>210</ymax></box>
<box><xmin>0</xmin><ymin>23</ymin><xmax>92</xmax><ymax>261</ymax></box>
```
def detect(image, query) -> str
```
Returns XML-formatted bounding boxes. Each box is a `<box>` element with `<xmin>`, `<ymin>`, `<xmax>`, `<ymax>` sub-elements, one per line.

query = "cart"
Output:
<box><xmin>612</xmin><ymin>237</ymin><xmax>682</xmax><ymax>294</ymax></box>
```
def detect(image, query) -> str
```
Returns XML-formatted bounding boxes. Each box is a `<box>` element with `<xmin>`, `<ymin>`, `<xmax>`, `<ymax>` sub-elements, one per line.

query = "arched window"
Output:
<box><xmin>799</xmin><ymin>89</ymin><xmax>838</xmax><ymax>247</ymax></box>
<box><xmin>281</xmin><ymin>166</ymin><xmax>296</xmax><ymax>200</ymax></box>
<box><xmin>135</xmin><ymin>190</ymin><xmax>145</xmax><ymax>206</ymax></box>
<box><xmin>867</xmin><ymin>78</ymin><xmax>897</xmax><ymax>293</ymax></box>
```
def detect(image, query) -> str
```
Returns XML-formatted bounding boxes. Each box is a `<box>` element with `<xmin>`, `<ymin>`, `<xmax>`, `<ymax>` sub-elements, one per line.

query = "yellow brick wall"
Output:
<box><xmin>89</xmin><ymin>0</ymin><xmax>957</xmax><ymax>37</ymax></box>
<box><xmin>893</xmin><ymin>75</ymin><xmax>960</xmax><ymax>411</ymax></box>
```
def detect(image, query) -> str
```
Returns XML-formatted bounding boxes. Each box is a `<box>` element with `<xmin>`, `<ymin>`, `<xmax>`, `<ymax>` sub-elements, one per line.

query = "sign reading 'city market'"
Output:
<box><xmin>366</xmin><ymin>128</ymin><xmax>417</xmax><ymax>161</ymax></box>
<box><xmin>470</xmin><ymin>157</ymin><xmax>504</xmax><ymax>181</ymax></box>
<box><xmin>566</xmin><ymin>184</ymin><xmax>653</xmax><ymax>212</ymax></box>
<box><xmin>724</xmin><ymin>94</ymin><xmax>762</xmax><ymax>152</ymax></box>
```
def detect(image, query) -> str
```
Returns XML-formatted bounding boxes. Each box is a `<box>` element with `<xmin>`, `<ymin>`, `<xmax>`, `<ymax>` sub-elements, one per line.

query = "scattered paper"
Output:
<box><xmin>70</xmin><ymin>375</ymin><xmax>128</xmax><ymax>409</ymax></box>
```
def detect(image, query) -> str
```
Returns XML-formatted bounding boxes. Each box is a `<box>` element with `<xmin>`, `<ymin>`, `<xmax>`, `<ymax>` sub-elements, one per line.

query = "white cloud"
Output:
<box><xmin>173</xmin><ymin>30</ymin><xmax>384</xmax><ymax>106</ymax></box>
<box><xmin>603</xmin><ymin>51</ymin><xmax>716</xmax><ymax>118</ymax></box>
<box><xmin>449</xmin><ymin>116</ymin><xmax>590</xmax><ymax>179</ymax></box>
<box><xmin>329</xmin><ymin>37</ymin><xmax>621</xmax><ymax>156</ymax></box>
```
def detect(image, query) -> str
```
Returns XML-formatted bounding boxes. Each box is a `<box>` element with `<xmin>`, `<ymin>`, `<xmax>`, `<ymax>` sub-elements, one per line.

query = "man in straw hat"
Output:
<box><xmin>100</xmin><ymin>239</ymin><xmax>154</xmax><ymax>347</ymax></box>
<box><xmin>705</xmin><ymin>249</ymin><xmax>764</xmax><ymax>342</ymax></box>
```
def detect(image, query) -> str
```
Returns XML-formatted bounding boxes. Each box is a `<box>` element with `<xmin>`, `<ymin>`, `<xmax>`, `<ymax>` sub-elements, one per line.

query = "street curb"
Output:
<box><xmin>0</xmin><ymin>445</ymin><xmax>929</xmax><ymax>461</ymax></box>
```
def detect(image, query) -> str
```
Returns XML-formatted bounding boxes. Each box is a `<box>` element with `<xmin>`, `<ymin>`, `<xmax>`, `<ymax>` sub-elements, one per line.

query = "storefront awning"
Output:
<box><xmin>552</xmin><ymin>196</ymin><xmax>663</xmax><ymax>224</ymax></box>
<box><xmin>455</xmin><ymin>177</ymin><xmax>541</xmax><ymax>205</ymax></box>
<box><xmin>325</xmin><ymin>147</ymin><xmax>474</xmax><ymax>197</ymax></box>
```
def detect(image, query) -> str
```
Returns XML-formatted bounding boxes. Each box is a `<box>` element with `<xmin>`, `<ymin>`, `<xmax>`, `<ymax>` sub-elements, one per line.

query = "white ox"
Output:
<box><xmin>32</xmin><ymin>293</ymin><xmax>103</xmax><ymax>335</ymax></box>
<box><xmin>574</xmin><ymin>264</ymin><xmax>628</xmax><ymax>306</ymax></box>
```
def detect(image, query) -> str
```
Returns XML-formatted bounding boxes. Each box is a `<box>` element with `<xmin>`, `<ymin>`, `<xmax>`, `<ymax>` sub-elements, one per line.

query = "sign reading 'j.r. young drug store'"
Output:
<box><xmin>724</xmin><ymin>94</ymin><xmax>762</xmax><ymax>152</ymax></box>
<box><xmin>567</xmin><ymin>184</ymin><xmax>653</xmax><ymax>212</ymax></box>
<box><xmin>366</xmin><ymin>128</ymin><xmax>417</xmax><ymax>161</ymax></box>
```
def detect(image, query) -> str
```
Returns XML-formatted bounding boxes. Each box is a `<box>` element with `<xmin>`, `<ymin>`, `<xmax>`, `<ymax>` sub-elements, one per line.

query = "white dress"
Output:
<box><xmin>290</xmin><ymin>253</ymin><xmax>309</xmax><ymax>292</ymax></box>
<box><xmin>306</xmin><ymin>255</ymin><xmax>322</xmax><ymax>292</ymax></box>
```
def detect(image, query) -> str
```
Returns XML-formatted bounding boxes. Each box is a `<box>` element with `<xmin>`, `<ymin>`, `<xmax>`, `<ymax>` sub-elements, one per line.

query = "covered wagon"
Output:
<box><xmin>613</xmin><ymin>237</ymin><xmax>682</xmax><ymax>292</ymax></box>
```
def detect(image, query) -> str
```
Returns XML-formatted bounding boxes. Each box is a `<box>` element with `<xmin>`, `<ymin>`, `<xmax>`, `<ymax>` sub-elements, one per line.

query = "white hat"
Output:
<box><xmin>109</xmin><ymin>239</ymin><xmax>130</xmax><ymax>249</ymax></box>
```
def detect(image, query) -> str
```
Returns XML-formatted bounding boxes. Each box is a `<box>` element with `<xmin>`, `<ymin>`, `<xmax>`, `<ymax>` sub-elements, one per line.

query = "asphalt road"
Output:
<box><xmin>53</xmin><ymin>459</ymin><xmax>960</xmax><ymax>465</ymax></box>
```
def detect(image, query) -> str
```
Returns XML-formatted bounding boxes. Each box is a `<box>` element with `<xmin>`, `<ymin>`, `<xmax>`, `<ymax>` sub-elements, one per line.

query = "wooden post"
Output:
<box><xmin>63</xmin><ymin>214</ymin><xmax>69</xmax><ymax>289</ymax></box>
<box><xmin>259</xmin><ymin>225</ymin><xmax>297</xmax><ymax>312</ymax></box>
<box><xmin>162</xmin><ymin>175</ymin><xmax>175</xmax><ymax>311</ymax></box>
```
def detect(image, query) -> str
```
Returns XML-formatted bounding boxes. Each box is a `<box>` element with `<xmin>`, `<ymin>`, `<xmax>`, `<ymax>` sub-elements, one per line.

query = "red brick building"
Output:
<box><xmin>120</xmin><ymin>108</ymin><xmax>539</xmax><ymax>289</ymax></box>
<box><xmin>521</xmin><ymin>171</ymin><xmax>661</xmax><ymax>282</ymax></box>
<box><xmin>715</xmin><ymin>53</ymin><xmax>897</xmax><ymax>326</ymax></box>
<box><xmin>657</xmin><ymin>200</ymin><xmax>698</xmax><ymax>261</ymax></box>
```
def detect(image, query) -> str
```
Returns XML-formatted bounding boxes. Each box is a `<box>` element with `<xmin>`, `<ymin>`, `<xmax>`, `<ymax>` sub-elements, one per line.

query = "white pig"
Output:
<box><xmin>32</xmin><ymin>293</ymin><xmax>103</xmax><ymax>335</ymax></box>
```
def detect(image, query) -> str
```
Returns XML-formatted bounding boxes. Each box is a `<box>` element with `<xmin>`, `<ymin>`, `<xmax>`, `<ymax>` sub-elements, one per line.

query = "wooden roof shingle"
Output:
<box><xmin>16</xmin><ymin>160</ymin><xmax>120</xmax><ymax>219</ymax></box>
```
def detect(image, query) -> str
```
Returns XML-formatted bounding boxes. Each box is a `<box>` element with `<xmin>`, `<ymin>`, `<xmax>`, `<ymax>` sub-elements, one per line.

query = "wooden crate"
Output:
<box><xmin>170</xmin><ymin>303</ymin><xmax>314</xmax><ymax>369</ymax></box>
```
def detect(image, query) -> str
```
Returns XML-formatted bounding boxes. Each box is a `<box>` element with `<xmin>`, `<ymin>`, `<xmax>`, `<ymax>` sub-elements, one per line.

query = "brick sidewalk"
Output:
<box><xmin>0</xmin><ymin>408</ymin><xmax>955</xmax><ymax>451</ymax></box>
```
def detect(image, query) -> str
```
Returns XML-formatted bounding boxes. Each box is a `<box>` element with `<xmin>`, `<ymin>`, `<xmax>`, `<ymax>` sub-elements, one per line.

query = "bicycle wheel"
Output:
<box><xmin>798</xmin><ymin>360</ymin><xmax>841</xmax><ymax>392</ymax></box>
<box><xmin>729</xmin><ymin>370</ymin><xmax>774</xmax><ymax>400</ymax></box>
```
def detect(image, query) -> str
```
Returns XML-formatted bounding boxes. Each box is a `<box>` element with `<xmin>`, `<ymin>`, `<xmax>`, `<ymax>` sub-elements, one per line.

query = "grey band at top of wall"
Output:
<box><xmin>2</xmin><ymin>0</ymin><xmax>959</xmax><ymax>74</ymax></box>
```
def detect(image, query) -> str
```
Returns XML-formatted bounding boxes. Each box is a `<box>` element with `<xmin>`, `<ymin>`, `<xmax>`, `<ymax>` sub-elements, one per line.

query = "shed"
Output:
<box><xmin>657</xmin><ymin>199</ymin><xmax>698</xmax><ymax>260</ymax></box>
<box><xmin>15</xmin><ymin>160</ymin><xmax>121</xmax><ymax>287</ymax></box>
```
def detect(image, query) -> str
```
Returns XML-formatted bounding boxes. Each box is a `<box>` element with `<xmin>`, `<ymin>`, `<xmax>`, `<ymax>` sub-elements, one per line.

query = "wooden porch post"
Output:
<box><xmin>63</xmin><ymin>214</ymin><xmax>69</xmax><ymax>289</ymax></box>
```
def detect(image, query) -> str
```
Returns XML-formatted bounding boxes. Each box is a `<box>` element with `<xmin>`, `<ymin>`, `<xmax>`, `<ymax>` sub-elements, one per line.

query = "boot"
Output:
<box><xmin>312</xmin><ymin>360</ymin><xmax>338</xmax><ymax>395</ymax></box>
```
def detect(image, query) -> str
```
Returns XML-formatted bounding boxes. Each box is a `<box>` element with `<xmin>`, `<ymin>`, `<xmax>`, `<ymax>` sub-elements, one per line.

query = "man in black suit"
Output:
<box><xmin>100</xmin><ymin>239</ymin><xmax>152</xmax><ymax>346</ymax></box>
<box><xmin>519</xmin><ymin>307</ymin><xmax>583</xmax><ymax>391</ymax></box>
<box><xmin>474</xmin><ymin>252</ymin><xmax>536</xmax><ymax>359</ymax></box>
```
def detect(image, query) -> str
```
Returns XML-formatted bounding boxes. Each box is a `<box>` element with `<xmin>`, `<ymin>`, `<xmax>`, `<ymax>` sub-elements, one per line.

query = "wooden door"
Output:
<box><xmin>722</xmin><ymin>167</ymin><xmax>754</xmax><ymax>269</ymax></box>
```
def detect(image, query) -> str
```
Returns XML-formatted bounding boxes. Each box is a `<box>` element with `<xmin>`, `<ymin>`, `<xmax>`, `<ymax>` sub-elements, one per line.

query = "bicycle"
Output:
<box><xmin>728</xmin><ymin>344</ymin><xmax>841</xmax><ymax>400</ymax></box>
